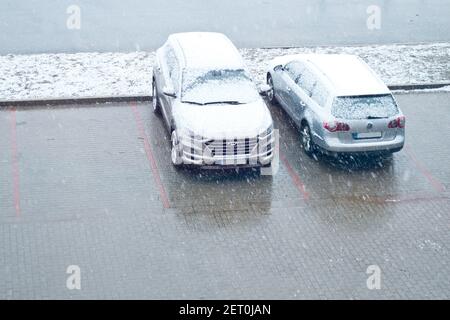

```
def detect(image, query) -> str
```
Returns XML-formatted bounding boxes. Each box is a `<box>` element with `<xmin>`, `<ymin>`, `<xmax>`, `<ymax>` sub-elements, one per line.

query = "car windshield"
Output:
<box><xmin>331</xmin><ymin>94</ymin><xmax>399</xmax><ymax>120</ymax></box>
<box><xmin>181</xmin><ymin>69</ymin><xmax>259</xmax><ymax>105</ymax></box>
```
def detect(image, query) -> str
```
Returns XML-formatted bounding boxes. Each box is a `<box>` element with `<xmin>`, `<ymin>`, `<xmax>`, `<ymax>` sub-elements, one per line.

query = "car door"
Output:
<box><xmin>160</xmin><ymin>45</ymin><xmax>180</xmax><ymax>128</ymax></box>
<box><xmin>294</xmin><ymin>66</ymin><xmax>318</xmax><ymax>124</ymax></box>
<box><xmin>154</xmin><ymin>48</ymin><xmax>164</xmax><ymax>94</ymax></box>
<box><xmin>156</xmin><ymin>45</ymin><xmax>171</xmax><ymax>126</ymax></box>
<box><xmin>308</xmin><ymin>78</ymin><xmax>331</xmax><ymax>135</ymax></box>
<box><xmin>283</xmin><ymin>61</ymin><xmax>309</xmax><ymax>125</ymax></box>
<box><xmin>278</xmin><ymin>61</ymin><xmax>302</xmax><ymax>118</ymax></box>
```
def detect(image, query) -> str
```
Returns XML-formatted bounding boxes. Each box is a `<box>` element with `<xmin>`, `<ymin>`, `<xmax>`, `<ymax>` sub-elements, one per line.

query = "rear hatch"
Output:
<box><xmin>331</xmin><ymin>94</ymin><xmax>401</xmax><ymax>143</ymax></box>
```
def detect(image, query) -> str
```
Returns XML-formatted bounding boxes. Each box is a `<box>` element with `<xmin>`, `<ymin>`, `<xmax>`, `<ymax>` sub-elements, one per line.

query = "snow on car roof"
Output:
<box><xmin>272</xmin><ymin>54</ymin><xmax>390</xmax><ymax>96</ymax></box>
<box><xmin>169</xmin><ymin>32</ymin><xmax>245</xmax><ymax>70</ymax></box>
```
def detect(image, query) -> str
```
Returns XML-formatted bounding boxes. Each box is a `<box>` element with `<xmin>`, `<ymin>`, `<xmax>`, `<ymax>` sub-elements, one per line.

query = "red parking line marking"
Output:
<box><xmin>130</xmin><ymin>102</ymin><xmax>170</xmax><ymax>209</ymax></box>
<box><xmin>404</xmin><ymin>145</ymin><xmax>445</xmax><ymax>193</ymax></box>
<box><xmin>280</xmin><ymin>151</ymin><xmax>310</xmax><ymax>200</ymax></box>
<box><xmin>365</xmin><ymin>192</ymin><xmax>448</xmax><ymax>204</ymax></box>
<box><xmin>10</xmin><ymin>108</ymin><xmax>21</xmax><ymax>217</ymax></box>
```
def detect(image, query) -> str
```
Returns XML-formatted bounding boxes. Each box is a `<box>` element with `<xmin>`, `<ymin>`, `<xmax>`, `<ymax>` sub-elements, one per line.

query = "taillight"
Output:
<box><xmin>388</xmin><ymin>116</ymin><xmax>405</xmax><ymax>128</ymax></box>
<box><xmin>323</xmin><ymin>121</ymin><xmax>350</xmax><ymax>132</ymax></box>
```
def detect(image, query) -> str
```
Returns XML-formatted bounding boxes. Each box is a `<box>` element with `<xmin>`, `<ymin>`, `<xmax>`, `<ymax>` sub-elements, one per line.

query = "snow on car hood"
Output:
<box><xmin>173</xmin><ymin>99</ymin><xmax>273</xmax><ymax>139</ymax></box>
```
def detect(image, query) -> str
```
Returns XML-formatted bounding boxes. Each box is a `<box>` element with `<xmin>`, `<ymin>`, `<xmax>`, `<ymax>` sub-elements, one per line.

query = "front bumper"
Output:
<box><xmin>180</xmin><ymin>151</ymin><xmax>274</xmax><ymax>167</ymax></box>
<box><xmin>179</xmin><ymin>132</ymin><xmax>275</xmax><ymax>167</ymax></box>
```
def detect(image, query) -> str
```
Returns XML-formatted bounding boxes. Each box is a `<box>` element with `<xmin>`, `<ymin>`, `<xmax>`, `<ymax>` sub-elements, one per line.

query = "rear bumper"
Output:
<box><xmin>315</xmin><ymin>134</ymin><xmax>405</xmax><ymax>154</ymax></box>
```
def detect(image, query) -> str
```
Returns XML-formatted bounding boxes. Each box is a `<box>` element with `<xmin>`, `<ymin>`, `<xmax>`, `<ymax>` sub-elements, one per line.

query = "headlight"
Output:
<box><xmin>177</xmin><ymin>128</ymin><xmax>192</xmax><ymax>144</ymax></box>
<box><xmin>266</xmin><ymin>124</ymin><xmax>274</xmax><ymax>136</ymax></box>
<box><xmin>179</xmin><ymin>128</ymin><xmax>206</xmax><ymax>145</ymax></box>
<box><xmin>260</xmin><ymin>124</ymin><xmax>273</xmax><ymax>138</ymax></box>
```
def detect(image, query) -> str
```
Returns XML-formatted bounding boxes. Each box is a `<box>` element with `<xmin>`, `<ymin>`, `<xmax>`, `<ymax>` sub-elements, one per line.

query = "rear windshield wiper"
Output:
<box><xmin>367</xmin><ymin>116</ymin><xmax>387</xmax><ymax>119</ymax></box>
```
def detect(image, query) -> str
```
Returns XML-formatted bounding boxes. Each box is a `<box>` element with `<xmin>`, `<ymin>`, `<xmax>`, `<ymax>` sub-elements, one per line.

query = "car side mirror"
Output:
<box><xmin>163</xmin><ymin>86</ymin><xmax>176</xmax><ymax>98</ymax></box>
<box><xmin>259</xmin><ymin>84</ymin><xmax>272</xmax><ymax>96</ymax></box>
<box><xmin>274</xmin><ymin>65</ymin><xmax>283</xmax><ymax>72</ymax></box>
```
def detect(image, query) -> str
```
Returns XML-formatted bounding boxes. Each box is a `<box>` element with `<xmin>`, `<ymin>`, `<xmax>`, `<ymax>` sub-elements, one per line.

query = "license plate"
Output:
<box><xmin>354</xmin><ymin>132</ymin><xmax>382</xmax><ymax>139</ymax></box>
<box><xmin>216</xmin><ymin>158</ymin><xmax>247</xmax><ymax>165</ymax></box>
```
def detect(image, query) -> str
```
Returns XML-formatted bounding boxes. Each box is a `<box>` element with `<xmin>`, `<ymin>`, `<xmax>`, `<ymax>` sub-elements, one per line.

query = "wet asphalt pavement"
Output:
<box><xmin>0</xmin><ymin>91</ymin><xmax>449</xmax><ymax>299</ymax></box>
<box><xmin>1</xmin><ymin>0</ymin><xmax>450</xmax><ymax>54</ymax></box>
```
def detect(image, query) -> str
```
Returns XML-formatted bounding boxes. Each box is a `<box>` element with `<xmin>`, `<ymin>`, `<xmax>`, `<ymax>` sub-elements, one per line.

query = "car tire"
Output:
<box><xmin>266</xmin><ymin>74</ymin><xmax>277</xmax><ymax>105</ymax></box>
<box><xmin>261</xmin><ymin>162</ymin><xmax>272</xmax><ymax>168</ymax></box>
<box><xmin>152</xmin><ymin>80</ymin><xmax>161</xmax><ymax>114</ymax></box>
<box><xmin>300</xmin><ymin>122</ymin><xmax>315</xmax><ymax>157</ymax></box>
<box><xmin>380</xmin><ymin>151</ymin><xmax>394</xmax><ymax>161</ymax></box>
<box><xmin>171</xmin><ymin>130</ymin><xmax>183</xmax><ymax>167</ymax></box>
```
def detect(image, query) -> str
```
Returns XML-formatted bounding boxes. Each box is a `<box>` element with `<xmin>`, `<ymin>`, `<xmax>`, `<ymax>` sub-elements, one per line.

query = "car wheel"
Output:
<box><xmin>301</xmin><ymin>123</ymin><xmax>315</xmax><ymax>157</ymax></box>
<box><xmin>266</xmin><ymin>74</ymin><xmax>277</xmax><ymax>104</ymax></box>
<box><xmin>261</xmin><ymin>162</ymin><xmax>272</xmax><ymax>168</ymax></box>
<box><xmin>152</xmin><ymin>80</ymin><xmax>161</xmax><ymax>114</ymax></box>
<box><xmin>171</xmin><ymin>130</ymin><xmax>183</xmax><ymax>166</ymax></box>
<box><xmin>380</xmin><ymin>151</ymin><xmax>394</xmax><ymax>161</ymax></box>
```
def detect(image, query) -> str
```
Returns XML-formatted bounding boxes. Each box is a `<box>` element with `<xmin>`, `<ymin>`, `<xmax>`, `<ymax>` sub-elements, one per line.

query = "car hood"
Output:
<box><xmin>173</xmin><ymin>99</ymin><xmax>273</xmax><ymax>139</ymax></box>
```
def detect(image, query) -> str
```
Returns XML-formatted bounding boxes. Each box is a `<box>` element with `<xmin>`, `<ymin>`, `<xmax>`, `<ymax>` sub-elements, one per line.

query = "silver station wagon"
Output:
<box><xmin>266</xmin><ymin>54</ymin><xmax>405</xmax><ymax>157</ymax></box>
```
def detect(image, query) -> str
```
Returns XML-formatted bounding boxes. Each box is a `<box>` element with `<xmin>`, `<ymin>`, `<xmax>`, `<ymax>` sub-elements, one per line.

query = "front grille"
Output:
<box><xmin>205</xmin><ymin>137</ymin><xmax>258</xmax><ymax>156</ymax></box>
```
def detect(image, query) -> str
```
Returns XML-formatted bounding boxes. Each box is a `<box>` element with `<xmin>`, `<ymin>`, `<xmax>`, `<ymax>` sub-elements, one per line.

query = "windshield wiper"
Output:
<box><xmin>182</xmin><ymin>100</ymin><xmax>245</xmax><ymax>106</ymax></box>
<box><xmin>202</xmin><ymin>101</ymin><xmax>244</xmax><ymax>105</ymax></box>
<box><xmin>182</xmin><ymin>100</ymin><xmax>205</xmax><ymax>105</ymax></box>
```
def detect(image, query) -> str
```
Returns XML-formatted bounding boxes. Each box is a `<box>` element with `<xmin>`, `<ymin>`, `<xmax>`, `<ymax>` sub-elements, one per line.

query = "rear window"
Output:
<box><xmin>331</xmin><ymin>94</ymin><xmax>399</xmax><ymax>120</ymax></box>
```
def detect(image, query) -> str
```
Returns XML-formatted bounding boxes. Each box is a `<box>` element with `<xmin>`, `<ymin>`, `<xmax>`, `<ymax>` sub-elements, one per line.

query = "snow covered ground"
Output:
<box><xmin>243</xmin><ymin>43</ymin><xmax>450</xmax><ymax>88</ymax></box>
<box><xmin>1</xmin><ymin>43</ymin><xmax>449</xmax><ymax>102</ymax></box>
